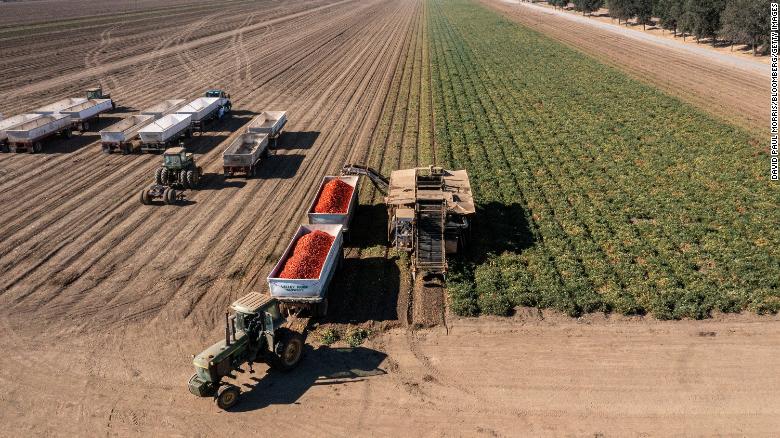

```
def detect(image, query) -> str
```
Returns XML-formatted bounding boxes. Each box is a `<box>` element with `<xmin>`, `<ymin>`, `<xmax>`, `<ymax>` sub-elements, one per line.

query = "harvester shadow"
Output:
<box><xmin>255</xmin><ymin>153</ymin><xmax>305</xmax><ymax>179</ymax></box>
<box><xmin>232</xmin><ymin>346</ymin><xmax>387</xmax><ymax>412</ymax></box>
<box><xmin>348</xmin><ymin>203</ymin><xmax>388</xmax><ymax>249</ymax></box>
<box><xmin>199</xmin><ymin>174</ymin><xmax>247</xmax><ymax>191</ymax></box>
<box><xmin>463</xmin><ymin>201</ymin><xmax>535</xmax><ymax>265</ymax></box>
<box><xmin>274</xmin><ymin>131</ymin><xmax>319</xmax><ymax>151</ymax></box>
<box><xmin>328</xmin><ymin>256</ymin><xmax>400</xmax><ymax>323</ymax></box>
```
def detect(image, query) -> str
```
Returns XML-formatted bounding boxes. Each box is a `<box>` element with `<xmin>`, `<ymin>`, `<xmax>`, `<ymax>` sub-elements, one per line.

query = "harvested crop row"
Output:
<box><xmin>279</xmin><ymin>230</ymin><xmax>335</xmax><ymax>279</ymax></box>
<box><xmin>314</xmin><ymin>178</ymin><xmax>354</xmax><ymax>213</ymax></box>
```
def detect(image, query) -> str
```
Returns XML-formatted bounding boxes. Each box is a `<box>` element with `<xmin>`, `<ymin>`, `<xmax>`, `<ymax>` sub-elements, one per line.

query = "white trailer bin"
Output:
<box><xmin>6</xmin><ymin>113</ymin><xmax>72</xmax><ymax>153</ymax></box>
<box><xmin>59</xmin><ymin>99</ymin><xmax>113</xmax><ymax>131</ymax></box>
<box><xmin>246</xmin><ymin>111</ymin><xmax>287</xmax><ymax>145</ymax></box>
<box><xmin>267</xmin><ymin>224</ymin><xmax>344</xmax><ymax>317</ymax></box>
<box><xmin>34</xmin><ymin>98</ymin><xmax>88</xmax><ymax>115</ymax></box>
<box><xmin>222</xmin><ymin>132</ymin><xmax>269</xmax><ymax>177</ymax></box>
<box><xmin>140</xmin><ymin>99</ymin><xmax>186</xmax><ymax>119</ymax></box>
<box><xmin>307</xmin><ymin>176</ymin><xmax>359</xmax><ymax>234</ymax></box>
<box><xmin>100</xmin><ymin>114</ymin><xmax>155</xmax><ymax>154</ymax></box>
<box><xmin>0</xmin><ymin>114</ymin><xmax>44</xmax><ymax>150</ymax></box>
<box><xmin>176</xmin><ymin>96</ymin><xmax>229</xmax><ymax>131</ymax></box>
<box><xmin>138</xmin><ymin>113</ymin><xmax>192</xmax><ymax>153</ymax></box>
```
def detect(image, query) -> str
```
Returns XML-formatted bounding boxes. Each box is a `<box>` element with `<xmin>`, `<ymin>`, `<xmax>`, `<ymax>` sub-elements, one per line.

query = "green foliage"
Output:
<box><xmin>719</xmin><ymin>0</ymin><xmax>770</xmax><ymax>54</ymax></box>
<box><xmin>345</xmin><ymin>327</ymin><xmax>371</xmax><ymax>347</ymax></box>
<box><xmin>318</xmin><ymin>328</ymin><xmax>340</xmax><ymax>345</ymax></box>
<box><xmin>654</xmin><ymin>0</ymin><xmax>684</xmax><ymax>33</ymax></box>
<box><xmin>574</xmin><ymin>0</ymin><xmax>604</xmax><ymax>14</ymax></box>
<box><xmin>429</xmin><ymin>0</ymin><xmax>777</xmax><ymax>319</ymax></box>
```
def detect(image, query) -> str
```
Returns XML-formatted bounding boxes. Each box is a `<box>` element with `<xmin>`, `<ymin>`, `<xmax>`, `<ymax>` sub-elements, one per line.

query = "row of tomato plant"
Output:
<box><xmin>428</xmin><ymin>0</ymin><xmax>779</xmax><ymax>318</ymax></box>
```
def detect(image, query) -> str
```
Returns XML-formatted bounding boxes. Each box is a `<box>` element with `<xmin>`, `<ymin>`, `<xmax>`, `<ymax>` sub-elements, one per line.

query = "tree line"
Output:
<box><xmin>544</xmin><ymin>0</ymin><xmax>769</xmax><ymax>54</ymax></box>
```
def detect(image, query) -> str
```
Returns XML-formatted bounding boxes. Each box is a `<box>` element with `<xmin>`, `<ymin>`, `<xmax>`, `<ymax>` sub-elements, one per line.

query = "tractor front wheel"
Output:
<box><xmin>272</xmin><ymin>332</ymin><xmax>304</xmax><ymax>371</ymax></box>
<box><xmin>215</xmin><ymin>385</ymin><xmax>240</xmax><ymax>410</ymax></box>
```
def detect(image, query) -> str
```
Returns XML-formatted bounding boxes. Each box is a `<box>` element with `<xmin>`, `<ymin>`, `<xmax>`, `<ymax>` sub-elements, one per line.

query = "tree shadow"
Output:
<box><xmin>275</xmin><ymin>131</ymin><xmax>319</xmax><ymax>151</ymax></box>
<box><xmin>231</xmin><ymin>345</ymin><xmax>387</xmax><ymax>412</ymax></box>
<box><xmin>327</xmin><ymin>256</ymin><xmax>400</xmax><ymax>323</ymax></box>
<box><xmin>463</xmin><ymin>202</ymin><xmax>535</xmax><ymax>264</ymax></box>
<box><xmin>255</xmin><ymin>153</ymin><xmax>305</xmax><ymax>179</ymax></box>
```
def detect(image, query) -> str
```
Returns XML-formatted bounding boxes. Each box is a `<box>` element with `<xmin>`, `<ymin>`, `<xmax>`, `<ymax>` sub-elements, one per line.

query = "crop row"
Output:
<box><xmin>428</xmin><ymin>0</ymin><xmax>779</xmax><ymax>318</ymax></box>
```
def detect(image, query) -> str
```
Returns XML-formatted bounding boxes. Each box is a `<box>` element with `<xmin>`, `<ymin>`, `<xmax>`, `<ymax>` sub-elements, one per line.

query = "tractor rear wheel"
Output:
<box><xmin>215</xmin><ymin>385</ymin><xmax>240</xmax><ymax>410</ymax></box>
<box><xmin>187</xmin><ymin>170</ymin><xmax>199</xmax><ymax>188</ymax></box>
<box><xmin>272</xmin><ymin>331</ymin><xmax>304</xmax><ymax>371</ymax></box>
<box><xmin>155</xmin><ymin>168</ymin><xmax>163</xmax><ymax>184</ymax></box>
<box><xmin>139</xmin><ymin>188</ymin><xmax>151</xmax><ymax>205</ymax></box>
<box><xmin>160</xmin><ymin>168</ymin><xmax>170</xmax><ymax>185</ymax></box>
<box><xmin>178</xmin><ymin>171</ymin><xmax>188</xmax><ymax>189</ymax></box>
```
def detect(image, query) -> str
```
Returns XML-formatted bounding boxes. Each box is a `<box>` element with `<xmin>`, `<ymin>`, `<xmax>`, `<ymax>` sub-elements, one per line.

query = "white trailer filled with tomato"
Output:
<box><xmin>267</xmin><ymin>224</ymin><xmax>343</xmax><ymax>317</ymax></box>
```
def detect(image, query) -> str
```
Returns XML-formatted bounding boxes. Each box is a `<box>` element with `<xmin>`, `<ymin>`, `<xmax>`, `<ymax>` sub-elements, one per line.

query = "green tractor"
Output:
<box><xmin>139</xmin><ymin>146</ymin><xmax>203</xmax><ymax>205</ymax></box>
<box><xmin>188</xmin><ymin>292</ymin><xmax>308</xmax><ymax>410</ymax></box>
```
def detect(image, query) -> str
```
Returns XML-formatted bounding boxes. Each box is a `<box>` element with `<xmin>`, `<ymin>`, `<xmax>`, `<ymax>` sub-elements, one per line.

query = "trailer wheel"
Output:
<box><xmin>82</xmin><ymin>122</ymin><xmax>90</xmax><ymax>131</ymax></box>
<box><xmin>317</xmin><ymin>299</ymin><xmax>328</xmax><ymax>318</ymax></box>
<box><xmin>272</xmin><ymin>332</ymin><xmax>304</xmax><ymax>372</ymax></box>
<box><xmin>31</xmin><ymin>142</ymin><xmax>42</xmax><ymax>154</ymax></box>
<box><xmin>215</xmin><ymin>385</ymin><xmax>240</xmax><ymax>410</ymax></box>
<box><xmin>139</xmin><ymin>188</ymin><xmax>151</xmax><ymax>205</ymax></box>
<box><xmin>1</xmin><ymin>144</ymin><xmax>9</xmax><ymax>153</ymax></box>
<box><xmin>63</xmin><ymin>129</ymin><xmax>72</xmax><ymax>139</ymax></box>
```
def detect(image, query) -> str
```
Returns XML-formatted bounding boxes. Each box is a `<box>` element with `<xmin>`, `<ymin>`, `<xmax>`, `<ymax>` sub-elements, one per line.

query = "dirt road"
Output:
<box><xmin>483</xmin><ymin>0</ymin><xmax>767</xmax><ymax>133</ymax></box>
<box><xmin>0</xmin><ymin>0</ymin><xmax>778</xmax><ymax>435</ymax></box>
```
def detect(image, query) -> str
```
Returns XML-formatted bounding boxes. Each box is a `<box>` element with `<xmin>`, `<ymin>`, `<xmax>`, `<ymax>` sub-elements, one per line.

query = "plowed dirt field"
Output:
<box><xmin>0</xmin><ymin>0</ymin><xmax>777</xmax><ymax>436</ymax></box>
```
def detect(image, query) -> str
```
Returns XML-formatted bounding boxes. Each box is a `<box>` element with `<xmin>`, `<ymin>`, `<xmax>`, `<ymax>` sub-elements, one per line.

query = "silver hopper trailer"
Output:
<box><xmin>141</xmin><ymin>99</ymin><xmax>186</xmax><ymax>120</ymax></box>
<box><xmin>138</xmin><ymin>113</ymin><xmax>192</xmax><ymax>153</ymax></box>
<box><xmin>222</xmin><ymin>132</ymin><xmax>269</xmax><ymax>177</ymax></box>
<box><xmin>6</xmin><ymin>114</ymin><xmax>72</xmax><ymax>153</ymax></box>
<box><xmin>1</xmin><ymin>114</ymin><xmax>44</xmax><ymax>152</ymax></box>
<box><xmin>247</xmin><ymin>111</ymin><xmax>287</xmax><ymax>146</ymax></box>
<box><xmin>100</xmin><ymin>114</ymin><xmax>155</xmax><ymax>154</ymax></box>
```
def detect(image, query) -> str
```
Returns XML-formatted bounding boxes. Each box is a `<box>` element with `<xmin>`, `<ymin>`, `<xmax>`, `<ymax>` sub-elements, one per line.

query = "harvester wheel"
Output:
<box><xmin>154</xmin><ymin>168</ymin><xmax>164</xmax><ymax>184</ymax></box>
<box><xmin>215</xmin><ymin>385</ymin><xmax>240</xmax><ymax>410</ymax></box>
<box><xmin>272</xmin><ymin>331</ymin><xmax>304</xmax><ymax>371</ymax></box>
<box><xmin>139</xmin><ymin>188</ymin><xmax>151</xmax><ymax>205</ymax></box>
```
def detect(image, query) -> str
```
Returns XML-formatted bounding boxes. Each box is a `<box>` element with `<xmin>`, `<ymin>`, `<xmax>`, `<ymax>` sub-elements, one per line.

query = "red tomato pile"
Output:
<box><xmin>279</xmin><ymin>230</ymin><xmax>335</xmax><ymax>279</ymax></box>
<box><xmin>314</xmin><ymin>179</ymin><xmax>353</xmax><ymax>214</ymax></box>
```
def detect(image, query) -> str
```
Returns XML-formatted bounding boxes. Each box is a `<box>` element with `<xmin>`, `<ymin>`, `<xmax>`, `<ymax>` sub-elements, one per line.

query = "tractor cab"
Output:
<box><xmin>162</xmin><ymin>146</ymin><xmax>193</xmax><ymax>170</ymax></box>
<box><xmin>86</xmin><ymin>87</ymin><xmax>109</xmax><ymax>100</ymax></box>
<box><xmin>205</xmin><ymin>89</ymin><xmax>230</xmax><ymax>99</ymax></box>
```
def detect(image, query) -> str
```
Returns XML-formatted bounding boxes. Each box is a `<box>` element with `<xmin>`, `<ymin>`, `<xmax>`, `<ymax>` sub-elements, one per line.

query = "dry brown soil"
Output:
<box><xmin>0</xmin><ymin>0</ymin><xmax>777</xmax><ymax>436</ymax></box>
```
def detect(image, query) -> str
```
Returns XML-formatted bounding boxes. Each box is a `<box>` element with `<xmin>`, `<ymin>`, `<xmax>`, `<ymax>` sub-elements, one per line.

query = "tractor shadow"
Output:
<box><xmin>274</xmin><ymin>131</ymin><xmax>319</xmax><ymax>151</ymax></box>
<box><xmin>232</xmin><ymin>345</ymin><xmax>387</xmax><ymax>412</ymax></box>
<box><xmin>256</xmin><ymin>153</ymin><xmax>305</xmax><ymax>179</ymax></box>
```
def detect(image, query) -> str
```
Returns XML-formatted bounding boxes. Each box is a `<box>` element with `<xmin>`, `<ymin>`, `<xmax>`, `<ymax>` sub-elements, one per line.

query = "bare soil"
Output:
<box><xmin>0</xmin><ymin>0</ymin><xmax>777</xmax><ymax>435</ymax></box>
<box><xmin>484</xmin><ymin>0</ymin><xmax>766</xmax><ymax>133</ymax></box>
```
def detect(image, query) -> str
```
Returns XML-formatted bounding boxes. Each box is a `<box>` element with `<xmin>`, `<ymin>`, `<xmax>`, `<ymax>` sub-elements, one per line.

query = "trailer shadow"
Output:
<box><xmin>328</xmin><ymin>255</ymin><xmax>400</xmax><ymax>323</ymax></box>
<box><xmin>256</xmin><ymin>153</ymin><xmax>305</xmax><ymax>179</ymax></box>
<box><xmin>41</xmin><ymin>133</ymin><xmax>100</xmax><ymax>154</ymax></box>
<box><xmin>274</xmin><ymin>131</ymin><xmax>319</xmax><ymax>151</ymax></box>
<box><xmin>231</xmin><ymin>345</ymin><xmax>387</xmax><ymax>412</ymax></box>
<box><xmin>199</xmin><ymin>174</ymin><xmax>247</xmax><ymax>191</ymax></box>
<box><xmin>348</xmin><ymin>203</ymin><xmax>388</xmax><ymax>249</ymax></box>
<box><xmin>186</xmin><ymin>113</ymin><xmax>254</xmax><ymax>154</ymax></box>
